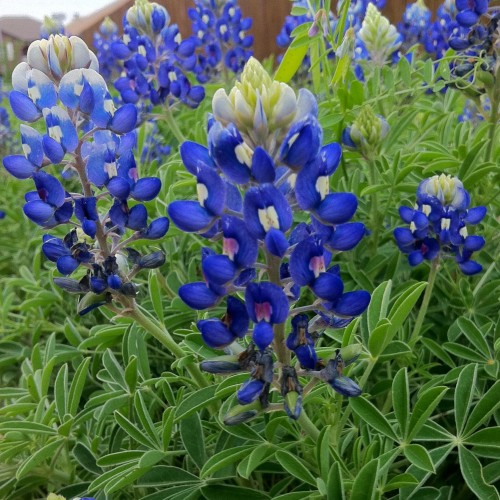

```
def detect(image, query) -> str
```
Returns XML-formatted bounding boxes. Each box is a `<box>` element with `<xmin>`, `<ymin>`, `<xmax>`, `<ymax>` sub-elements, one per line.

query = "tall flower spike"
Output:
<box><xmin>3</xmin><ymin>35</ymin><xmax>167</xmax><ymax>315</ymax></box>
<box><xmin>173</xmin><ymin>57</ymin><xmax>369</xmax><ymax>424</ymax></box>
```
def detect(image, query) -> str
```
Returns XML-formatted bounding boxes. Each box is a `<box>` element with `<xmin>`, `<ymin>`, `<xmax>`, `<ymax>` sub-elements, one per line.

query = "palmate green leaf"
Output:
<box><xmin>403</xmin><ymin>444</ymin><xmax>435</xmax><ymax>473</ymax></box>
<box><xmin>68</xmin><ymin>357</ymin><xmax>91</xmax><ymax>417</ymax></box>
<box><xmin>72</xmin><ymin>443</ymin><xmax>102</xmax><ymax>474</ymax></box>
<box><xmin>54</xmin><ymin>363</ymin><xmax>68</xmax><ymax>418</ymax></box>
<box><xmin>180</xmin><ymin>413</ymin><xmax>206</xmax><ymax>469</ymax></box>
<box><xmin>275</xmin><ymin>450</ymin><xmax>317</xmax><ymax>486</ymax></box>
<box><xmin>457</xmin><ymin>317</ymin><xmax>492</xmax><ymax>359</ymax></box>
<box><xmin>465</xmin><ymin>428</ymin><xmax>500</xmax><ymax>449</ymax></box>
<box><xmin>392</xmin><ymin>368</ymin><xmax>410</xmax><ymax>438</ymax></box>
<box><xmin>114</xmin><ymin>411</ymin><xmax>159</xmax><ymax>449</ymax></box>
<box><xmin>382</xmin><ymin>473</ymin><xmax>418</xmax><ymax>493</ymax></box>
<box><xmin>124</xmin><ymin>356</ymin><xmax>138</xmax><ymax>393</ymax></box>
<box><xmin>351</xmin><ymin>459</ymin><xmax>379</xmax><ymax>500</ymax></box>
<box><xmin>237</xmin><ymin>443</ymin><xmax>274</xmax><ymax>479</ymax></box>
<box><xmin>406</xmin><ymin>386</ymin><xmax>448</xmax><ymax>442</ymax></box>
<box><xmin>136</xmin><ymin>465</ymin><xmax>200</xmax><ymax>486</ymax></box>
<box><xmin>350</xmin><ymin>396</ymin><xmax>398</xmax><ymax>441</ymax></box>
<box><xmin>16</xmin><ymin>438</ymin><xmax>65</xmax><ymax>479</ymax></box>
<box><xmin>443</xmin><ymin>342</ymin><xmax>487</xmax><ymax>362</ymax></box>
<box><xmin>274</xmin><ymin>42</ymin><xmax>309</xmax><ymax>83</ymax></box>
<box><xmin>175</xmin><ymin>385</ymin><xmax>218</xmax><ymax>421</ymax></box>
<box><xmin>0</xmin><ymin>420</ymin><xmax>56</xmax><ymax>435</ymax></box>
<box><xmin>200</xmin><ymin>445</ymin><xmax>255</xmax><ymax>478</ymax></box>
<box><xmin>388</xmin><ymin>282</ymin><xmax>427</xmax><ymax>337</ymax></box>
<box><xmin>134</xmin><ymin>391</ymin><xmax>162</xmax><ymax>448</ymax></box>
<box><xmin>455</xmin><ymin>363</ymin><xmax>478</xmax><ymax>436</ymax></box>
<box><xmin>367</xmin><ymin>280</ymin><xmax>392</xmax><ymax>333</ymax></box>
<box><xmin>459</xmin><ymin>446</ymin><xmax>500</xmax><ymax>500</ymax></box>
<box><xmin>463</xmin><ymin>380</ymin><xmax>500</xmax><ymax>436</ymax></box>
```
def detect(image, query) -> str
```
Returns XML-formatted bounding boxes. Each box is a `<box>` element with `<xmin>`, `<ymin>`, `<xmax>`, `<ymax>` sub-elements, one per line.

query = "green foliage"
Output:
<box><xmin>0</xmin><ymin>18</ymin><xmax>499</xmax><ymax>500</ymax></box>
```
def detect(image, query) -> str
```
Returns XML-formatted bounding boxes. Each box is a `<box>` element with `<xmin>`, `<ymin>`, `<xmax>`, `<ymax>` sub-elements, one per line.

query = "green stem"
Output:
<box><xmin>408</xmin><ymin>259</ymin><xmax>439</xmax><ymax>347</ymax></box>
<box><xmin>297</xmin><ymin>409</ymin><xmax>320</xmax><ymax>440</ymax></box>
<box><xmin>162</xmin><ymin>105</ymin><xmax>186</xmax><ymax>143</ymax></box>
<box><xmin>485</xmin><ymin>67</ymin><xmax>500</xmax><ymax>162</ymax></box>
<box><xmin>367</xmin><ymin>159</ymin><xmax>380</xmax><ymax>250</ymax></box>
<box><xmin>129</xmin><ymin>305</ymin><xmax>209</xmax><ymax>389</ymax></box>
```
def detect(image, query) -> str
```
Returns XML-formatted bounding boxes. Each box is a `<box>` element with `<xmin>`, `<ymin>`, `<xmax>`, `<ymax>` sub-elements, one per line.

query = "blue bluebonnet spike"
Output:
<box><xmin>169</xmin><ymin>57</ymin><xmax>370</xmax><ymax>423</ymax></box>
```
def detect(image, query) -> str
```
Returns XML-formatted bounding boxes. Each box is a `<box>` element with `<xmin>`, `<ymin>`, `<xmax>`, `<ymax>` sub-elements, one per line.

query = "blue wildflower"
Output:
<box><xmin>394</xmin><ymin>174</ymin><xmax>486</xmax><ymax>275</ymax></box>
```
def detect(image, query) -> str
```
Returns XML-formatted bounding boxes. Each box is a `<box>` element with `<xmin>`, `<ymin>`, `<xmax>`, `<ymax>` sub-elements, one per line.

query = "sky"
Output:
<box><xmin>0</xmin><ymin>0</ymin><xmax>115</xmax><ymax>22</ymax></box>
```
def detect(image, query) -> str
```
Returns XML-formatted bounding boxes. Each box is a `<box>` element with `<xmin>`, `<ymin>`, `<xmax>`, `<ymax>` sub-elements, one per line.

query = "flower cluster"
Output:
<box><xmin>189</xmin><ymin>0</ymin><xmax>253</xmax><ymax>82</ymax></box>
<box><xmin>398</xmin><ymin>0</ymin><xmax>432</xmax><ymax>50</ymax></box>
<box><xmin>168</xmin><ymin>58</ymin><xmax>370</xmax><ymax>423</ymax></box>
<box><xmin>394</xmin><ymin>174</ymin><xmax>486</xmax><ymax>275</ymax></box>
<box><xmin>112</xmin><ymin>0</ymin><xmax>205</xmax><ymax>110</ymax></box>
<box><xmin>40</xmin><ymin>16</ymin><xmax>65</xmax><ymax>39</ymax></box>
<box><xmin>2</xmin><ymin>34</ymin><xmax>168</xmax><ymax>314</ymax></box>
<box><xmin>342</xmin><ymin>105</ymin><xmax>389</xmax><ymax>158</ymax></box>
<box><xmin>93</xmin><ymin>17</ymin><xmax>123</xmax><ymax>82</ymax></box>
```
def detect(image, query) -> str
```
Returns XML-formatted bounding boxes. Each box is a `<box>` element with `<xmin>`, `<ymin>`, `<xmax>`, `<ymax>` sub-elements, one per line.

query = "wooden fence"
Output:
<box><xmin>70</xmin><ymin>0</ymin><xmax>446</xmax><ymax>61</ymax></box>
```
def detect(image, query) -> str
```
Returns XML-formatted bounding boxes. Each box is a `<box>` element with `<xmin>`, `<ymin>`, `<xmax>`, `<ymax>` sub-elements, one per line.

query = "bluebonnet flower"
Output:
<box><xmin>455</xmin><ymin>0</ymin><xmax>489</xmax><ymax>28</ymax></box>
<box><xmin>189</xmin><ymin>0</ymin><xmax>253</xmax><ymax>82</ymax></box>
<box><xmin>394</xmin><ymin>174</ymin><xmax>486</xmax><ymax>275</ymax></box>
<box><xmin>112</xmin><ymin>0</ymin><xmax>205</xmax><ymax>110</ymax></box>
<box><xmin>342</xmin><ymin>105</ymin><xmax>389</xmax><ymax>158</ymax></box>
<box><xmin>2</xmin><ymin>34</ymin><xmax>168</xmax><ymax>314</ymax></box>
<box><xmin>170</xmin><ymin>58</ymin><xmax>369</xmax><ymax>424</ymax></box>
<box><xmin>40</xmin><ymin>16</ymin><xmax>65</xmax><ymax>39</ymax></box>
<box><xmin>93</xmin><ymin>17</ymin><xmax>123</xmax><ymax>82</ymax></box>
<box><xmin>398</xmin><ymin>0</ymin><xmax>432</xmax><ymax>50</ymax></box>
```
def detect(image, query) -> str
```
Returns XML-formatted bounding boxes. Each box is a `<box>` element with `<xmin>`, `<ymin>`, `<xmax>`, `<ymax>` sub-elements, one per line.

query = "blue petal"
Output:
<box><xmin>202</xmin><ymin>254</ymin><xmax>237</xmax><ymax>285</ymax></box>
<box><xmin>45</xmin><ymin>106</ymin><xmax>78</xmax><ymax>153</ymax></box>
<box><xmin>179</xmin><ymin>282</ymin><xmax>221</xmax><ymax>309</ymax></box>
<box><xmin>399</xmin><ymin>206</ymin><xmax>415</xmax><ymax>223</ymax></box>
<box><xmin>168</xmin><ymin>201</ymin><xmax>214</xmax><ymax>232</ymax></box>
<box><xmin>20</xmin><ymin>125</ymin><xmax>44</xmax><ymax>167</ymax></box>
<box><xmin>464</xmin><ymin>206</ymin><xmax>486</xmax><ymax>224</ymax></box>
<box><xmin>127</xmin><ymin>204</ymin><xmax>148</xmax><ymax>230</ymax></box>
<box><xmin>330</xmin><ymin>375</ymin><xmax>362</xmax><ymax>397</ymax></box>
<box><xmin>280</xmin><ymin>117</ymin><xmax>322</xmax><ymax>170</ymax></box>
<box><xmin>180</xmin><ymin>141</ymin><xmax>215</xmax><ymax>175</ymax></box>
<box><xmin>142</xmin><ymin>217</ymin><xmax>170</xmax><ymax>239</ymax></box>
<box><xmin>56</xmin><ymin>255</ymin><xmax>80</xmax><ymax>275</ymax></box>
<box><xmin>196</xmin><ymin>163</ymin><xmax>226</xmax><ymax>215</ymax></box>
<box><xmin>245</xmin><ymin>282</ymin><xmax>289</xmax><ymax>324</ymax></box>
<box><xmin>109</xmin><ymin>104</ymin><xmax>138</xmax><ymax>133</ymax></box>
<box><xmin>264</xmin><ymin>228</ymin><xmax>289</xmax><ymax>257</ymax></box>
<box><xmin>408</xmin><ymin>251</ymin><xmax>424</xmax><ymax>266</ymax></box>
<box><xmin>328</xmin><ymin>223</ymin><xmax>366</xmax><ymax>251</ymax></box>
<box><xmin>289</xmin><ymin>236</ymin><xmax>323</xmax><ymax>286</ymax></box>
<box><xmin>33</xmin><ymin>171</ymin><xmax>65</xmax><ymax>207</ymax></box>
<box><xmin>464</xmin><ymin>235</ymin><xmax>485</xmax><ymax>252</ymax></box>
<box><xmin>320</xmin><ymin>143</ymin><xmax>342</xmax><ymax>175</ymax></box>
<box><xmin>253</xmin><ymin>321</ymin><xmax>274</xmax><ymax>351</ymax></box>
<box><xmin>227</xmin><ymin>296</ymin><xmax>249</xmax><ymax>337</ymax></box>
<box><xmin>294</xmin><ymin>344</ymin><xmax>317</xmax><ymax>370</ymax></box>
<box><xmin>27</xmin><ymin>69</ymin><xmax>57</xmax><ymax>110</ymax></box>
<box><xmin>108</xmin><ymin>176</ymin><xmax>131</xmax><ymax>200</ymax></box>
<box><xmin>456</xmin><ymin>10</ymin><xmax>479</xmax><ymax>27</ymax></box>
<box><xmin>24</xmin><ymin>200</ymin><xmax>55</xmax><ymax>225</ymax></box>
<box><xmin>316</xmin><ymin>193</ymin><xmax>358</xmax><ymax>224</ymax></box>
<box><xmin>198</xmin><ymin>319</ymin><xmax>235</xmax><ymax>348</ymax></box>
<box><xmin>311</xmin><ymin>272</ymin><xmax>344</xmax><ymax>302</ymax></box>
<box><xmin>331</xmin><ymin>290</ymin><xmax>370</xmax><ymax>317</ymax></box>
<box><xmin>82</xmin><ymin>219</ymin><xmax>97</xmax><ymax>238</ymax></box>
<box><xmin>131</xmin><ymin>177</ymin><xmax>161</xmax><ymax>201</ymax></box>
<box><xmin>42</xmin><ymin>237</ymin><xmax>68</xmax><ymax>261</ymax></box>
<box><xmin>394</xmin><ymin>227</ymin><xmax>415</xmax><ymax>248</ymax></box>
<box><xmin>9</xmin><ymin>90</ymin><xmax>42</xmax><ymax>122</ymax></box>
<box><xmin>221</xmin><ymin>215</ymin><xmax>258</xmax><ymax>268</ymax></box>
<box><xmin>459</xmin><ymin>260</ymin><xmax>482</xmax><ymax>275</ymax></box>
<box><xmin>237</xmin><ymin>378</ymin><xmax>265</xmax><ymax>405</ymax></box>
<box><xmin>251</xmin><ymin>147</ymin><xmax>276</xmax><ymax>183</ymax></box>
<box><xmin>42</xmin><ymin>135</ymin><xmax>65</xmax><ymax>164</ymax></box>
<box><xmin>2</xmin><ymin>155</ymin><xmax>36</xmax><ymax>179</ymax></box>
<box><xmin>295</xmin><ymin>159</ymin><xmax>322</xmax><ymax>210</ymax></box>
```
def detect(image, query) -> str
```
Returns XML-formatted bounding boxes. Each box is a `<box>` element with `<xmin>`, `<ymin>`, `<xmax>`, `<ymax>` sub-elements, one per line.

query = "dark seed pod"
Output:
<box><xmin>139</xmin><ymin>251</ymin><xmax>166</xmax><ymax>268</ymax></box>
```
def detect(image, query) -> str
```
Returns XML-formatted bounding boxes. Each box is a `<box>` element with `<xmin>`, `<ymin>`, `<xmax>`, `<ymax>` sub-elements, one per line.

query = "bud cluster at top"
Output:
<box><xmin>93</xmin><ymin>17</ymin><xmax>123</xmax><ymax>82</ymax></box>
